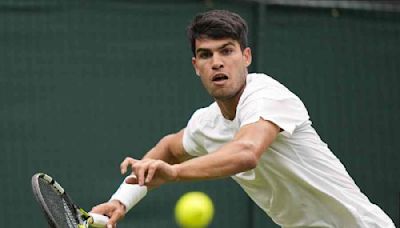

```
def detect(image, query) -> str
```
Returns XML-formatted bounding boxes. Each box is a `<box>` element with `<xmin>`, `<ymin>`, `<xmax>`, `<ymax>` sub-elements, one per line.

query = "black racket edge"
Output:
<box><xmin>31</xmin><ymin>173</ymin><xmax>59</xmax><ymax>228</ymax></box>
<box><xmin>32</xmin><ymin>173</ymin><xmax>89</xmax><ymax>227</ymax></box>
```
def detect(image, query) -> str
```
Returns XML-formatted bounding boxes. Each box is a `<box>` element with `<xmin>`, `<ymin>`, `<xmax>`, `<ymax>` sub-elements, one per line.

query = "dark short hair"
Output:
<box><xmin>186</xmin><ymin>10</ymin><xmax>248</xmax><ymax>56</ymax></box>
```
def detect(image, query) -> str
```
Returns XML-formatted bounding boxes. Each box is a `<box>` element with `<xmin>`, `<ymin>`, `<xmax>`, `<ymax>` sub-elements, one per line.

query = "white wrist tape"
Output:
<box><xmin>110</xmin><ymin>176</ymin><xmax>148</xmax><ymax>213</ymax></box>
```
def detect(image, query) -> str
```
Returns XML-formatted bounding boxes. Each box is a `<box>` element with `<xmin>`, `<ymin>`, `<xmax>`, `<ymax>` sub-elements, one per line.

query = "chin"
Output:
<box><xmin>212</xmin><ymin>93</ymin><xmax>235</xmax><ymax>101</ymax></box>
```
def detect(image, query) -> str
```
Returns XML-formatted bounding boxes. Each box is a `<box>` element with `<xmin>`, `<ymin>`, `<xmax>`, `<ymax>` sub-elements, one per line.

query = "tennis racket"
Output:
<box><xmin>31</xmin><ymin>173</ymin><xmax>109</xmax><ymax>228</ymax></box>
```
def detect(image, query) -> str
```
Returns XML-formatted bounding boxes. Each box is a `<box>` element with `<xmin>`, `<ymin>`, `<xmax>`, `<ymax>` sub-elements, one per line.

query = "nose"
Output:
<box><xmin>211</xmin><ymin>54</ymin><xmax>224</xmax><ymax>70</ymax></box>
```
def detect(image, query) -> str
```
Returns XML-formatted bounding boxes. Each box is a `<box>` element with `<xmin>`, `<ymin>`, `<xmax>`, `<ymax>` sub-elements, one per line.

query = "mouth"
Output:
<box><xmin>212</xmin><ymin>73</ymin><xmax>229</xmax><ymax>82</ymax></box>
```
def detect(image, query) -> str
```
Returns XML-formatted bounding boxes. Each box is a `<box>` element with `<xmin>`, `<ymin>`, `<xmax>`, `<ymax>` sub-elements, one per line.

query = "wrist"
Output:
<box><xmin>110</xmin><ymin>199</ymin><xmax>126</xmax><ymax>212</ymax></box>
<box><xmin>110</xmin><ymin>177</ymin><xmax>148</xmax><ymax>213</ymax></box>
<box><xmin>172</xmin><ymin>164</ymin><xmax>181</xmax><ymax>182</ymax></box>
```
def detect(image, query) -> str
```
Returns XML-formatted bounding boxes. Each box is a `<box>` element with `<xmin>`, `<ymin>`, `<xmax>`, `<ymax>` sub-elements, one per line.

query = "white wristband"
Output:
<box><xmin>110</xmin><ymin>176</ymin><xmax>148</xmax><ymax>213</ymax></box>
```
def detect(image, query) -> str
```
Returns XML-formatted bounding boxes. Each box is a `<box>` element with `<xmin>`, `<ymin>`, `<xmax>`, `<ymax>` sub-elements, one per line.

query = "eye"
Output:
<box><xmin>198</xmin><ymin>51</ymin><xmax>212</xmax><ymax>59</ymax></box>
<box><xmin>221</xmin><ymin>48</ymin><xmax>233</xmax><ymax>56</ymax></box>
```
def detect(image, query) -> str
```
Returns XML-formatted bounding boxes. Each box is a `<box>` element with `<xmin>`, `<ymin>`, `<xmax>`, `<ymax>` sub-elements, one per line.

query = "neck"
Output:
<box><xmin>215</xmin><ymin>84</ymin><xmax>246</xmax><ymax>121</ymax></box>
<box><xmin>216</xmin><ymin>100</ymin><xmax>238</xmax><ymax>120</ymax></box>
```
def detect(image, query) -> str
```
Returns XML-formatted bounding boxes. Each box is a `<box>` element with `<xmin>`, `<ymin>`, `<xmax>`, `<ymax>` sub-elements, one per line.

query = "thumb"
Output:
<box><xmin>125</xmin><ymin>175</ymin><xmax>139</xmax><ymax>185</ymax></box>
<box><xmin>90</xmin><ymin>203</ymin><xmax>112</xmax><ymax>215</ymax></box>
<box><xmin>107</xmin><ymin>209</ymin><xmax>124</xmax><ymax>227</ymax></box>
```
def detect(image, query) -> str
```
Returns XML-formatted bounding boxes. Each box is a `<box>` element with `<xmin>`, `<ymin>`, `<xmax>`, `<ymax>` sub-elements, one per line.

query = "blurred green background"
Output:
<box><xmin>1</xmin><ymin>0</ymin><xmax>399</xmax><ymax>227</ymax></box>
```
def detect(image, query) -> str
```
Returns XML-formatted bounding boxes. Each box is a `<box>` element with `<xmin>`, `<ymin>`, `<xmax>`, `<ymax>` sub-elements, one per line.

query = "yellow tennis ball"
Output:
<box><xmin>175</xmin><ymin>192</ymin><xmax>214</xmax><ymax>228</ymax></box>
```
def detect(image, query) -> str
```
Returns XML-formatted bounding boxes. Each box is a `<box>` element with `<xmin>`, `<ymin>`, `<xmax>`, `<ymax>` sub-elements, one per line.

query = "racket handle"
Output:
<box><xmin>88</xmin><ymin>212</ymin><xmax>109</xmax><ymax>227</ymax></box>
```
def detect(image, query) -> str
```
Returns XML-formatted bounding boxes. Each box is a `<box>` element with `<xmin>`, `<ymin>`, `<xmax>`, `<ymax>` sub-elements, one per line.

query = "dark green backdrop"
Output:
<box><xmin>1</xmin><ymin>0</ymin><xmax>398</xmax><ymax>227</ymax></box>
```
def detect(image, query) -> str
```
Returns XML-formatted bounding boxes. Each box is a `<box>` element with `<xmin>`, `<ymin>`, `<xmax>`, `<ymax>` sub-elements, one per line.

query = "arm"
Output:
<box><xmin>144</xmin><ymin>129</ymin><xmax>192</xmax><ymax>163</ymax></box>
<box><xmin>120</xmin><ymin>129</ymin><xmax>193</xmax><ymax>187</ymax></box>
<box><xmin>91</xmin><ymin>119</ymin><xmax>278</xmax><ymax>227</ymax></box>
<box><xmin>173</xmin><ymin>118</ymin><xmax>280</xmax><ymax>180</ymax></box>
<box><xmin>126</xmin><ymin>118</ymin><xmax>279</xmax><ymax>187</ymax></box>
<box><xmin>90</xmin><ymin>130</ymin><xmax>191</xmax><ymax>227</ymax></box>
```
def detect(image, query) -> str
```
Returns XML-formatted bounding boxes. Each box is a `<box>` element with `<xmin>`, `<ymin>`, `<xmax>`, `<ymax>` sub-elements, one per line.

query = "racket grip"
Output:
<box><xmin>110</xmin><ymin>175</ymin><xmax>148</xmax><ymax>213</ymax></box>
<box><xmin>88</xmin><ymin>212</ymin><xmax>109</xmax><ymax>227</ymax></box>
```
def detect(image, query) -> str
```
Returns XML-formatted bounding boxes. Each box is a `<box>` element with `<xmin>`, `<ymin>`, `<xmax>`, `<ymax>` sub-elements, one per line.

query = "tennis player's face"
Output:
<box><xmin>192</xmin><ymin>38</ymin><xmax>252</xmax><ymax>101</ymax></box>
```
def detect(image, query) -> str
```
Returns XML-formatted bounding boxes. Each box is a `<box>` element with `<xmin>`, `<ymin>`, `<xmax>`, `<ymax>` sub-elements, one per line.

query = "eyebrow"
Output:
<box><xmin>195</xmin><ymin>41</ymin><xmax>236</xmax><ymax>55</ymax></box>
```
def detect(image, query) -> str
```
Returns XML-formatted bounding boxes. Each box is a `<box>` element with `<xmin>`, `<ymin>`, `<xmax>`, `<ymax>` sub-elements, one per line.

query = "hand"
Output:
<box><xmin>120</xmin><ymin>157</ymin><xmax>178</xmax><ymax>188</ymax></box>
<box><xmin>90</xmin><ymin>200</ymin><xmax>126</xmax><ymax>228</ymax></box>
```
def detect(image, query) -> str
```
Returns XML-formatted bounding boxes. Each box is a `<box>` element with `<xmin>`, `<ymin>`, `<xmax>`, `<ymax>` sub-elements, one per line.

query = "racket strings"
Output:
<box><xmin>38</xmin><ymin>178</ymin><xmax>80</xmax><ymax>228</ymax></box>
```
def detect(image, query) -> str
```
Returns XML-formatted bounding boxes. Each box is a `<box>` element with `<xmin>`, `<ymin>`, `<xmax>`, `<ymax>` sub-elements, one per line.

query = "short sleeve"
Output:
<box><xmin>239</xmin><ymin>93</ymin><xmax>309</xmax><ymax>136</ymax></box>
<box><xmin>237</xmin><ymin>74</ymin><xmax>309</xmax><ymax>135</ymax></box>
<box><xmin>182</xmin><ymin>110</ymin><xmax>208</xmax><ymax>157</ymax></box>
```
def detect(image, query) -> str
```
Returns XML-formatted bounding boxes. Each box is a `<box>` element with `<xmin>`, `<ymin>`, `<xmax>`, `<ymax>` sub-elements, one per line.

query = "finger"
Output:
<box><xmin>107</xmin><ymin>221</ymin><xmax>117</xmax><ymax>228</ymax></box>
<box><xmin>120</xmin><ymin>157</ymin><xmax>136</xmax><ymax>174</ymax></box>
<box><xmin>91</xmin><ymin>203</ymin><xmax>112</xmax><ymax>215</ymax></box>
<box><xmin>130</xmin><ymin>158</ymin><xmax>149</xmax><ymax>176</ymax></box>
<box><xmin>146</xmin><ymin>161</ymin><xmax>160</xmax><ymax>183</ymax></box>
<box><xmin>107</xmin><ymin>209</ymin><xmax>124</xmax><ymax>227</ymax></box>
<box><xmin>132</xmin><ymin>159</ymin><xmax>154</xmax><ymax>186</ymax></box>
<box><xmin>125</xmin><ymin>175</ymin><xmax>138</xmax><ymax>185</ymax></box>
<box><xmin>120</xmin><ymin>157</ymin><xmax>133</xmax><ymax>174</ymax></box>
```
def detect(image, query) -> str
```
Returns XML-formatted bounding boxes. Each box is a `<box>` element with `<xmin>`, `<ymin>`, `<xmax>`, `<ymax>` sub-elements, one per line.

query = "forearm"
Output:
<box><xmin>173</xmin><ymin>140</ymin><xmax>258</xmax><ymax>181</ymax></box>
<box><xmin>172</xmin><ymin>120</ymin><xmax>279</xmax><ymax>181</ymax></box>
<box><xmin>143</xmin><ymin>130</ymin><xmax>190</xmax><ymax>164</ymax></box>
<box><xmin>143</xmin><ymin>135</ymin><xmax>176</xmax><ymax>163</ymax></box>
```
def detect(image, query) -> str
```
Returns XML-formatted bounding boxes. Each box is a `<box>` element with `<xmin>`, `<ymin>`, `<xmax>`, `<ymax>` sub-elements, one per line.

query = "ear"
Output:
<box><xmin>243</xmin><ymin>47</ymin><xmax>252</xmax><ymax>67</ymax></box>
<box><xmin>192</xmin><ymin>57</ymin><xmax>200</xmax><ymax>76</ymax></box>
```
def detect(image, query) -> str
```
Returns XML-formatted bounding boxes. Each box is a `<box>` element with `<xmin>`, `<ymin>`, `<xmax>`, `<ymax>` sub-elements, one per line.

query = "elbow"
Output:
<box><xmin>242</xmin><ymin>153</ymin><xmax>258</xmax><ymax>170</ymax></box>
<box><xmin>237</xmin><ymin>142</ymin><xmax>259</xmax><ymax>170</ymax></box>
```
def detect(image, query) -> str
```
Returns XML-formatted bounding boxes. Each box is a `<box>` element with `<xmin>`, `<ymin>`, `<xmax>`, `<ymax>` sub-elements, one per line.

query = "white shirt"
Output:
<box><xmin>182</xmin><ymin>73</ymin><xmax>395</xmax><ymax>228</ymax></box>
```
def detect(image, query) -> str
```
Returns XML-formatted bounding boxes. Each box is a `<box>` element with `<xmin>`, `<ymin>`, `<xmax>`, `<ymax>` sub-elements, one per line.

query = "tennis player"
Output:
<box><xmin>91</xmin><ymin>10</ymin><xmax>395</xmax><ymax>228</ymax></box>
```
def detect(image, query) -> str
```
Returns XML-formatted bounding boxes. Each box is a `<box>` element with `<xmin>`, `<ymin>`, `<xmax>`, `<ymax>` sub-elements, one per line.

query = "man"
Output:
<box><xmin>92</xmin><ymin>10</ymin><xmax>395</xmax><ymax>228</ymax></box>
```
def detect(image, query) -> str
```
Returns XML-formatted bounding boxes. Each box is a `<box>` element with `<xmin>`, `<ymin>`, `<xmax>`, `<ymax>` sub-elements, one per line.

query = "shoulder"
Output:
<box><xmin>183</xmin><ymin>102</ymin><xmax>222</xmax><ymax>156</ymax></box>
<box><xmin>241</xmin><ymin>73</ymin><xmax>300</xmax><ymax>104</ymax></box>
<box><xmin>187</xmin><ymin>102</ymin><xmax>220</xmax><ymax>129</ymax></box>
<box><xmin>237</xmin><ymin>73</ymin><xmax>310</xmax><ymax>134</ymax></box>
